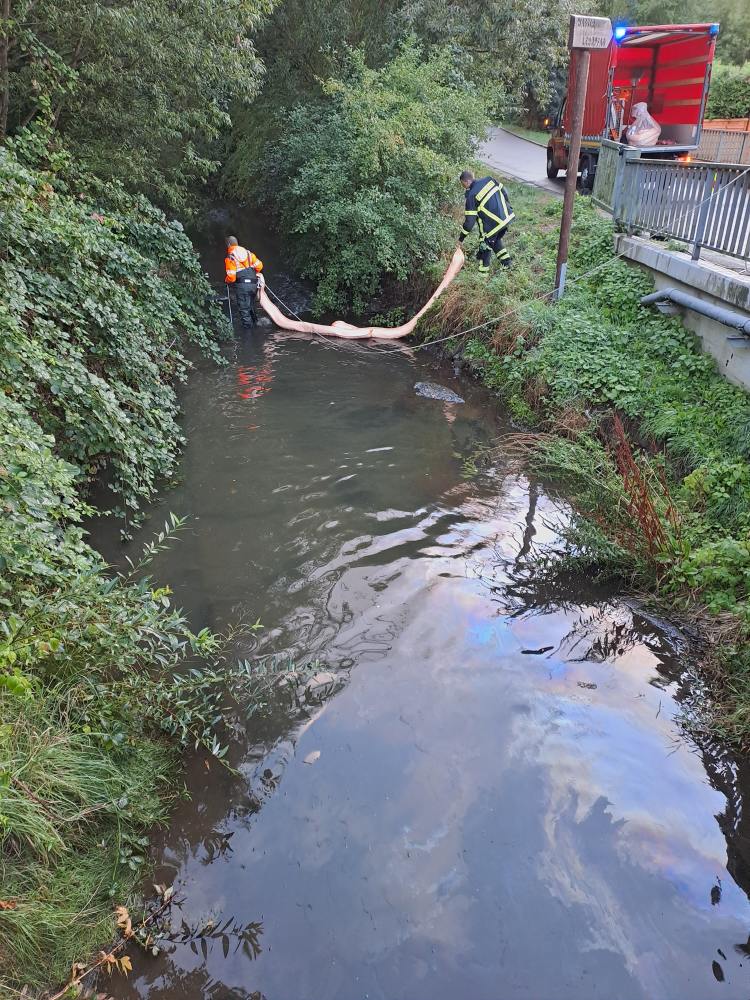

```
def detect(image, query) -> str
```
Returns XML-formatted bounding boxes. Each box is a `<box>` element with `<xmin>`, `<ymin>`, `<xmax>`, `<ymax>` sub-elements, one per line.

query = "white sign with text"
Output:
<box><xmin>568</xmin><ymin>15</ymin><xmax>613</xmax><ymax>49</ymax></box>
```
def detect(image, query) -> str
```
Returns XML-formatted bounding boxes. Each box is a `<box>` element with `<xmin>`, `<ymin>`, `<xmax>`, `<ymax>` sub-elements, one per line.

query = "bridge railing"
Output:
<box><xmin>593</xmin><ymin>143</ymin><xmax>750</xmax><ymax>262</ymax></box>
<box><xmin>591</xmin><ymin>140</ymin><xmax>640</xmax><ymax>214</ymax></box>
<box><xmin>696</xmin><ymin>128</ymin><xmax>750</xmax><ymax>166</ymax></box>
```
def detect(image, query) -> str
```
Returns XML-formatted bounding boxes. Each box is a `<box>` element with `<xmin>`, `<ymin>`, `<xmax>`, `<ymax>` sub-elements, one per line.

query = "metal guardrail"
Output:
<box><xmin>695</xmin><ymin>128</ymin><xmax>750</xmax><ymax>166</ymax></box>
<box><xmin>592</xmin><ymin>140</ymin><xmax>640</xmax><ymax>214</ymax></box>
<box><xmin>593</xmin><ymin>142</ymin><xmax>750</xmax><ymax>262</ymax></box>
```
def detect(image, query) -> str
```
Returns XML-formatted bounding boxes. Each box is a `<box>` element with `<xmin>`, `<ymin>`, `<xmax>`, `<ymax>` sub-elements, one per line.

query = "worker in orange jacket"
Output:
<box><xmin>224</xmin><ymin>236</ymin><xmax>265</xmax><ymax>328</ymax></box>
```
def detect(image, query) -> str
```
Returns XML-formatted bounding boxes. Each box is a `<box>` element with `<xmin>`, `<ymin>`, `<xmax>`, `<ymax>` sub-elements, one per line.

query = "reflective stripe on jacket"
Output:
<box><xmin>225</xmin><ymin>244</ymin><xmax>264</xmax><ymax>284</ymax></box>
<box><xmin>460</xmin><ymin>177</ymin><xmax>515</xmax><ymax>241</ymax></box>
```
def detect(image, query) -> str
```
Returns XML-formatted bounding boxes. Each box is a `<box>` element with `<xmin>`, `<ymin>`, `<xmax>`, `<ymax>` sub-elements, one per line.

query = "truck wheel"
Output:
<box><xmin>579</xmin><ymin>154</ymin><xmax>594</xmax><ymax>193</ymax></box>
<box><xmin>546</xmin><ymin>150</ymin><xmax>559</xmax><ymax>179</ymax></box>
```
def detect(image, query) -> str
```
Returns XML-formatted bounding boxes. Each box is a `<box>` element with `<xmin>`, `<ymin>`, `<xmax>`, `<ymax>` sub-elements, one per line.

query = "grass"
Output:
<box><xmin>500</xmin><ymin>122</ymin><xmax>550</xmax><ymax>146</ymax></box>
<box><xmin>418</xmin><ymin>180</ymin><xmax>750</xmax><ymax>742</ymax></box>
<box><xmin>0</xmin><ymin>686</ymin><xmax>175</xmax><ymax>990</ymax></box>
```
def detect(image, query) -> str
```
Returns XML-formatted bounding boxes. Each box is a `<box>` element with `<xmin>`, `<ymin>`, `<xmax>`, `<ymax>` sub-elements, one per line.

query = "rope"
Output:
<box><xmin>265</xmin><ymin>284</ymin><xmax>304</xmax><ymax>323</ymax></box>
<box><xmin>262</xmin><ymin>284</ymin><xmax>349</xmax><ymax>353</ymax></box>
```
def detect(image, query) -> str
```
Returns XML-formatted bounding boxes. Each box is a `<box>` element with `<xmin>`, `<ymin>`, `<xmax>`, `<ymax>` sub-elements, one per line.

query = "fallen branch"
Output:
<box><xmin>46</xmin><ymin>890</ymin><xmax>176</xmax><ymax>1000</ymax></box>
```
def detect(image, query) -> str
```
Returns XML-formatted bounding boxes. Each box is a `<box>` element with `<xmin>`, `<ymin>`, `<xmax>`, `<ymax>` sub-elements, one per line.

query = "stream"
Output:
<box><xmin>92</xmin><ymin>209</ymin><xmax>750</xmax><ymax>1000</ymax></box>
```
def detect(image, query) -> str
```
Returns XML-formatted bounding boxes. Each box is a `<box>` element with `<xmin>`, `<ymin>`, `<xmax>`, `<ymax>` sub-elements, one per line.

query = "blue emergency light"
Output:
<box><xmin>709</xmin><ymin>23</ymin><xmax>720</xmax><ymax>35</ymax></box>
<box><xmin>613</xmin><ymin>25</ymin><xmax>627</xmax><ymax>41</ymax></box>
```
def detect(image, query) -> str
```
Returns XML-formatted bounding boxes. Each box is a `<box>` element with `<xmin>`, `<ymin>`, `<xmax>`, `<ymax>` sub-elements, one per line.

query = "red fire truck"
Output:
<box><xmin>546</xmin><ymin>22</ymin><xmax>719</xmax><ymax>191</ymax></box>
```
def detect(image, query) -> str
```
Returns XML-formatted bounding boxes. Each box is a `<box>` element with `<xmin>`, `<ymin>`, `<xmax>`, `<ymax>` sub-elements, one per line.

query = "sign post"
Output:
<box><xmin>554</xmin><ymin>15</ymin><xmax>612</xmax><ymax>300</ymax></box>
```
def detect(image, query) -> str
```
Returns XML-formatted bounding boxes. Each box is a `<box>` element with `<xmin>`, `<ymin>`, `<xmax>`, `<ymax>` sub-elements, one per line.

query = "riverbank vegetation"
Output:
<box><xmin>417</xmin><ymin>183</ymin><xmax>750</xmax><ymax>740</ymax></box>
<box><xmin>0</xmin><ymin>128</ymin><xmax>302</xmax><ymax>990</ymax></box>
<box><xmin>0</xmin><ymin>128</ymin><xmax>236</xmax><ymax>988</ymax></box>
<box><xmin>0</xmin><ymin>0</ymin><xmax>279</xmax><ymax>988</ymax></box>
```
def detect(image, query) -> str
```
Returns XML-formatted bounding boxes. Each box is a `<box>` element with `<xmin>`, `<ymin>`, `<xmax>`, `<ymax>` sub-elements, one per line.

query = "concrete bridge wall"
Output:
<box><xmin>614</xmin><ymin>234</ymin><xmax>750</xmax><ymax>393</ymax></box>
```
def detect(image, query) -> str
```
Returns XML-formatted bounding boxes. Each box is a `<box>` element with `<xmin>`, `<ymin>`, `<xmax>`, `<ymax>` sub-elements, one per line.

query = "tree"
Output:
<box><xmin>1</xmin><ymin>0</ymin><xmax>274</xmax><ymax>210</ymax></box>
<box><xmin>258</xmin><ymin>0</ymin><xmax>399</xmax><ymax>91</ymax></box>
<box><xmin>257</xmin><ymin>41</ymin><xmax>491</xmax><ymax>312</ymax></box>
<box><xmin>707</xmin><ymin>61</ymin><xmax>750</xmax><ymax>119</ymax></box>
<box><xmin>396</xmin><ymin>0</ymin><xmax>590</xmax><ymax>113</ymax></box>
<box><xmin>223</xmin><ymin>0</ymin><xmax>402</xmax><ymax>187</ymax></box>
<box><xmin>711</xmin><ymin>0</ymin><xmax>750</xmax><ymax>68</ymax></box>
<box><xmin>597</xmin><ymin>0</ymin><xmax>699</xmax><ymax>26</ymax></box>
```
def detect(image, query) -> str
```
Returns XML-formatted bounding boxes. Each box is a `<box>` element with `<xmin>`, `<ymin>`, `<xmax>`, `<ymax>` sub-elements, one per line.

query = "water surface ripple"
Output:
<box><xmin>95</xmin><ymin>322</ymin><xmax>750</xmax><ymax>1000</ymax></box>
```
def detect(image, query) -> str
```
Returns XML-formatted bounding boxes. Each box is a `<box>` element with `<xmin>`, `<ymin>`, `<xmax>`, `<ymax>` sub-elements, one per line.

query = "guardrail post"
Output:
<box><xmin>619</xmin><ymin>148</ymin><xmax>644</xmax><ymax>231</ymax></box>
<box><xmin>691</xmin><ymin>169</ymin><xmax>716</xmax><ymax>261</ymax></box>
<box><xmin>611</xmin><ymin>146</ymin><xmax>626</xmax><ymax>220</ymax></box>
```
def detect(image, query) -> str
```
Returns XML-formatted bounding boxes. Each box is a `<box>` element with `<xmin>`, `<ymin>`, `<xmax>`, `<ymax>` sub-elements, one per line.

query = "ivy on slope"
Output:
<box><xmin>1</xmin><ymin>131</ymin><xmax>227</xmax><ymax>511</ymax></box>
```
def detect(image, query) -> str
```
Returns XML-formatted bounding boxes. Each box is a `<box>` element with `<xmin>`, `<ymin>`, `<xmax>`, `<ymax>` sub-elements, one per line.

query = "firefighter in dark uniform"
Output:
<box><xmin>458</xmin><ymin>170</ymin><xmax>515</xmax><ymax>273</ymax></box>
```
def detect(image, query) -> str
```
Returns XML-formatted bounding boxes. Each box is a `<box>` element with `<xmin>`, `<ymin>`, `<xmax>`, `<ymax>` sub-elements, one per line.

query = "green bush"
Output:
<box><xmin>706</xmin><ymin>61</ymin><xmax>750</xmax><ymax>120</ymax></box>
<box><xmin>0</xmin><ymin>686</ymin><xmax>174</xmax><ymax>988</ymax></box>
<box><xmin>256</xmin><ymin>41</ymin><xmax>491</xmax><ymax>312</ymax></box>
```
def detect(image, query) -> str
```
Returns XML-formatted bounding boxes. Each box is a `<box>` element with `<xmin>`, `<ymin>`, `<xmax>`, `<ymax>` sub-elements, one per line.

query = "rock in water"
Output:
<box><xmin>303</xmin><ymin>671</ymin><xmax>338</xmax><ymax>703</ymax></box>
<box><xmin>414</xmin><ymin>382</ymin><xmax>465</xmax><ymax>403</ymax></box>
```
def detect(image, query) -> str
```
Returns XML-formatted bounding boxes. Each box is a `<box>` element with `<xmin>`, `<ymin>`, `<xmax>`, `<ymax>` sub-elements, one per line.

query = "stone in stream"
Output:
<box><xmin>414</xmin><ymin>381</ymin><xmax>465</xmax><ymax>404</ymax></box>
<box><xmin>302</xmin><ymin>671</ymin><xmax>339</xmax><ymax>704</ymax></box>
<box><xmin>275</xmin><ymin>670</ymin><xmax>300</xmax><ymax>690</ymax></box>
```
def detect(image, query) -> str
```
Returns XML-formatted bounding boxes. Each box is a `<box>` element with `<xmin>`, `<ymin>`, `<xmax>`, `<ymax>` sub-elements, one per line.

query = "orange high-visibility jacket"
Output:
<box><xmin>224</xmin><ymin>243</ymin><xmax>264</xmax><ymax>284</ymax></box>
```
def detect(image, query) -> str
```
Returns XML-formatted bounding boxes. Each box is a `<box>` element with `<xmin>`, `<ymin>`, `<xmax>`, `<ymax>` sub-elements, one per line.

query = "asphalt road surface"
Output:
<box><xmin>479</xmin><ymin>126</ymin><xmax>565</xmax><ymax>196</ymax></box>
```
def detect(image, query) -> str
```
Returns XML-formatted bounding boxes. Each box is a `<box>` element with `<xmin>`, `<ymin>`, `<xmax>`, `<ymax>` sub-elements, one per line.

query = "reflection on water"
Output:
<box><xmin>236</xmin><ymin>363</ymin><xmax>274</xmax><ymax>403</ymax></box>
<box><xmin>90</xmin><ymin>218</ymin><xmax>750</xmax><ymax>999</ymax></box>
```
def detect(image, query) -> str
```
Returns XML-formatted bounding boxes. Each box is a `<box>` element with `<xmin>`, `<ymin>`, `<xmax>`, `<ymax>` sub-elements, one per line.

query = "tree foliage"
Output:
<box><xmin>257</xmin><ymin>0</ymin><xmax>399</xmax><ymax>92</ymax></box>
<box><xmin>396</xmin><ymin>0</ymin><xmax>585</xmax><ymax>112</ymax></box>
<box><xmin>707</xmin><ymin>61</ymin><xmax>750</xmax><ymax>119</ymax></box>
<box><xmin>1</xmin><ymin>0</ymin><xmax>274</xmax><ymax>210</ymax></box>
<box><xmin>223</xmin><ymin>0</ymin><xmax>403</xmax><ymax>182</ymax></box>
<box><xmin>252</xmin><ymin>42</ymin><xmax>491</xmax><ymax>312</ymax></box>
<box><xmin>709</xmin><ymin>0</ymin><xmax>750</xmax><ymax>67</ymax></box>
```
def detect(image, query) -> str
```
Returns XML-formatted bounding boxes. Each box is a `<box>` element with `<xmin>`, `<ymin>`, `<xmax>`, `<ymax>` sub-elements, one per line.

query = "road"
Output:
<box><xmin>478</xmin><ymin>126</ymin><xmax>565</xmax><ymax>196</ymax></box>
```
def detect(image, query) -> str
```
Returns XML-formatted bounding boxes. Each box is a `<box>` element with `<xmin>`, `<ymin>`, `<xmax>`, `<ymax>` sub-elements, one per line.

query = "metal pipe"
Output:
<box><xmin>641</xmin><ymin>287</ymin><xmax>750</xmax><ymax>335</ymax></box>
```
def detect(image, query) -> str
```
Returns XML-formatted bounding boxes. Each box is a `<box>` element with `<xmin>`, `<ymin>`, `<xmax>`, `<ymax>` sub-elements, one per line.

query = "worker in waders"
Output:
<box><xmin>224</xmin><ymin>236</ymin><xmax>265</xmax><ymax>328</ymax></box>
<box><xmin>458</xmin><ymin>171</ymin><xmax>515</xmax><ymax>273</ymax></box>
